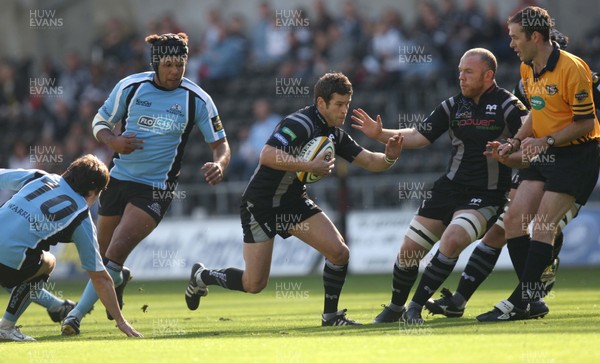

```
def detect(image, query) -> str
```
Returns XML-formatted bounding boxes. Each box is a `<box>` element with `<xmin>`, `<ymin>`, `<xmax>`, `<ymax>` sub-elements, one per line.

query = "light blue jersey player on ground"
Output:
<box><xmin>0</xmin><ymin>155</ymin><xmax>142</xmax><ymax>341</ymax></box>
<box><xmin>61</xmin><ymin>32</ymin><xmax>230</xmax><ymax>335</ymax></box>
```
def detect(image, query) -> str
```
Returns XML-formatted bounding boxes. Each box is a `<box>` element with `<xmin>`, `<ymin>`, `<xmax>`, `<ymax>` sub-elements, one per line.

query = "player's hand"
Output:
<box><xmin>484</xmin><ymin>141</ymin><xmax>504</xmax><ymax>161</ymax></box>
<box><xmin>385</xmin><ymin>134</ymin><xmax>404</xmax><ymax>161</ymax></box>
<box><xmin>496</xmin><ymin>141</ymin><xmax>516</xmax><ymax>158</ymax></box>
<box><xmin>116</xmin><ymin>320</ymin><xmax>143</xmax><ymax>338</ymax></box>
<box><xmin>308</xmin><ymin>151</ymin><xmax>335</xmax><ymax>176</ymax></box>
<box><xmin>351</xmin><ymin>108</ymin><xmax>383</xmax><ymax>139</ymax></box>
<box><xmin>521</xmin><ymin>137</ymin><xmax>547</xmax><ymax>160</ymax></box>
<box><xmin>202</xmin><ymin>162</ymin><xmax>224</xmax><ymax>185</ymax></box>
<box><xmin>108</xmin><ymin>133</ymin><xmax>144</xmax><ymax>154</ymax></box>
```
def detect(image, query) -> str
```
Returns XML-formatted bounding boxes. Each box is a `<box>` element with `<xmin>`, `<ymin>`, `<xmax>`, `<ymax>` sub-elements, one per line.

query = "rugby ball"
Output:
<box><xmin>296</xmin><ymin>136</ymin><xmax>335</xmax><ymax>183</ymax></box>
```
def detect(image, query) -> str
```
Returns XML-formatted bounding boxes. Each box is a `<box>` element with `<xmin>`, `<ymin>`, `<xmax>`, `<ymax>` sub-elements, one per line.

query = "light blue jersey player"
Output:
<box><xmin>92</xmin><ymin>71</ymin><xmax>226</xmax><ymax>188</ymax></box>
<box><xmin>62</xmin><ymin>32</ymin><xmax>230</xmax><ymax>336</ymax></box>
<box><xmin>0</xmin><ymin>155</ymin><xmax>142</xmax><ymax>341</ymax></box>
<box><xmin>0</xmin><ymin>170</ymin><xmax>102</xmax><ymax>272</ymax></box>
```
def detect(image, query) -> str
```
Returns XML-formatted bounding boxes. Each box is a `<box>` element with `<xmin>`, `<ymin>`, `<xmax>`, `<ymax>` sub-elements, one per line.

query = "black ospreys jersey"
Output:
<box><xmin>242</xmin><ymin>105</ymin><xmax>364</xmax><ymax>207</ymax></box>
<box><xmin>419</xmin><ymin>83</ymin><xmax>527</xmax><ymax>190</ymax></box>
<box><xmin>515</xmin><ymin>71</ymin><xmax>600</xmax><ymax>116</ymax></box>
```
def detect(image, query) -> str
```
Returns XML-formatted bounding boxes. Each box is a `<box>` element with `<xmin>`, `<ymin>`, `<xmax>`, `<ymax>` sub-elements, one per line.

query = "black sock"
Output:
<box><xmin>455</xmin><ymin>241</ymin><xmax>502</xmax><ymax>304</ymax></box>
<box><xmin>201</xmin><ymin>268</ymin><xmax>246</xmax><ymax>292</ymax></box>
<box><xmin>322</xmin><ymin>260</ymin><xmax>348</xmax><ymax>314</ymax></box>
<box><xmin>507</xmin><ymin>235</ymin><xmax>531</xmax><ymax>278</ymax></box>
<box><xmin>390</xmin><ymin>261</ymin><xmax>418</xmax><ymax>308</ymax></box>
<box><xmin>411</xmin><ymin>250</ymin><xmax>457</xmax><ymax>306</ymax></box>
<box><xmin>508</xmin><ymin>240</ymin><xmax>553</xmax><ymax>309</ymax></box>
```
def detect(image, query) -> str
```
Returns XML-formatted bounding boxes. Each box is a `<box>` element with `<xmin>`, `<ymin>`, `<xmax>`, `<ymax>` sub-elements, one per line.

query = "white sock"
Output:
<box><xmin>0</xmin><ymin>318</ymin><xmax>16</xmax><ymax>330</ymax></box>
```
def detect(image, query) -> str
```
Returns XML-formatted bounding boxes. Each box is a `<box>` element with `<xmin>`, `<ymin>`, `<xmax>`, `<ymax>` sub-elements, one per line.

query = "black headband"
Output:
<box><xmin>150</xmin><ymin>34</ymin><xmax>189</xmax><ymax>72</ymax></box>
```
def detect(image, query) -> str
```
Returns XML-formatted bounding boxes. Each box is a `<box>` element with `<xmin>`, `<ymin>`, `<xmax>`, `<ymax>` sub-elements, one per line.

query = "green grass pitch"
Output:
<box><xmin>1</xmin><ymin>268</ymin><xmax>599</xmax><ymax>362</ymax></box>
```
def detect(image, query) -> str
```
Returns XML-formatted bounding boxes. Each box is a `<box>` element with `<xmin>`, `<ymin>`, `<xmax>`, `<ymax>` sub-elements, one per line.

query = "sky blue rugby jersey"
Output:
<box><xmin>0</xmin><ymin>169</ymin><xmax>104</xmax><ymax>272</ymax></box>
<box><xmin>96</xmin><ymin>72</ymin><xmax>226</xmax><ymax>188</ymax></box>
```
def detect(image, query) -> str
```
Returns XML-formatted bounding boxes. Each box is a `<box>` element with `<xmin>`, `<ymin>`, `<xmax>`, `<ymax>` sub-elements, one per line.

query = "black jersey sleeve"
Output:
<box><xmin>502</xmin><ymin>93</ymin><xmax>528</xmax><ymax>135</ymax></box>
<box><xmin>418</xmin><ymin>100</ymin><xmax>452</xmax><ymax>143</ymax></box>
<box><xmin>333</xmin><ymin>128</ymin><xmax>364</xmax><ymax>162</ymax></box>
<box><xmin>513</xmin><ymin>79</ymin><xmax>531</xmax><ymax>110</ymax></box>
<box><xmin>265</xmin><ymin>116</ymin><xmax>310</xmax><ymax>156</ymax></box>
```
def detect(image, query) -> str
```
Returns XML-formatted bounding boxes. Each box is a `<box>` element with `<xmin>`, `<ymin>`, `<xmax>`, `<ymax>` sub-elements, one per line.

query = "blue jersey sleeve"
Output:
<box><xmin>71</xmin><ymin>216</ymin><xmax>104</xmax><ymax>272</ymax></box>
<box><xmin>195</xmin><ymin>95</ymin><xmax>226</xmax><ymax>143</ymax></box>
<box><xmin>98</xmin><ymin>77</ymin><xmax>135</xmax><ymax>127</ymax></box>
<box><xmin>0</xmin><ymin>169</ymin><xmax>46</xmax><ymax>191</ymax></box>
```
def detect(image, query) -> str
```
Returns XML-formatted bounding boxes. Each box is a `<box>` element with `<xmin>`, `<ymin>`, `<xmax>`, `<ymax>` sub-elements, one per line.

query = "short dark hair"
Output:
<box><xmin>62</xmin><ymin>154</ymin><xmax>109</xmax><ymax>196</ymax></box>
<box><xmin>508</xmin><ymin>6</ymin><xmax>552</xmax><ymax>41</ymax></box>
<box><xmin>551</xmin><ymin>28</ymin><xmax>569</xmax><ymax>50</ymax></box>
<box><xmin>463</xmin><ymin>48</ymin><xmax>497</xmax><ymax>74</ymax></box>
<box><xmin>314</xmin><ymin>72</ymin><xmax>353</xmax><ymax>105</ymax></box>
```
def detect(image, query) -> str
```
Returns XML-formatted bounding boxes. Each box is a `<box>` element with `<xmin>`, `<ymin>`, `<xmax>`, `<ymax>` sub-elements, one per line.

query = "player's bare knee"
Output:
<box><xmin>439</xmin><ymin>236</ymin><xmax>466</xmax><ymax>258</ymax></box>
<box><xmin>40</xmin><ymin>252</ymin><xmax>56</xmax><ymax>275</ymax></box>
<box><xmin>244</xmin><ymin>279</ymin><xmax>268</xmax><ymax>294</ymax></box>
<box><xmin>502</xmin><ymin>209</ymin><xmax>524</xmax><ymax>234</ymax></box>
<box><xmin>327</xmin><ymin>243</ymin><xmax>349</xmax><ymax>265</ymax></box>
<box><xmin>482</xmin><ymin>224</ymin><xmax>506</xmax><ymax>249</ymax></box>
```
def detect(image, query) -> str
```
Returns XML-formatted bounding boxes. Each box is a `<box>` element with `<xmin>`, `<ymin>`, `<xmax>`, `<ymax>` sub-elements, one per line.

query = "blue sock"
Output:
<box><xmin>31</xmin><ymin>288</ymin><xmax>64</xmax><ymax>310</ymax></box>
<box><xmin>68</xmin><ymin>266</ymin><xmax>123</xmax><ymax>320</ymax></box>
<box><xmin>69</xmin><ymin>279</ymin><xmax>97</xmax><ymax>320</ymax></box>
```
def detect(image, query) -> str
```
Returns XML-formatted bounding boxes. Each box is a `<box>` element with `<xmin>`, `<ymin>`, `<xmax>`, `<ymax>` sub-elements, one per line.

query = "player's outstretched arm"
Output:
<box><xmin>351</xmin><ymin>108</ymin><xmax>392</xmax><ymax>143</ymax></box>
<box><xmin>351</xmin><ymin>108</ymin><xmax>430</xmax><ymax>148</ymax></box>
<box><xmin>202</xmin><ymin>138</ymin><xmax>231</xmax><ymax>186</ymax></box>
<box><xmin>88</xmin><ymin>270</ymin><xmax>143</xmax><ymax>338</ymax></box>
<box><xmin>353</xmin><ymin>134</ymin><xmax>404</xmax><ymax>172</ymax></box>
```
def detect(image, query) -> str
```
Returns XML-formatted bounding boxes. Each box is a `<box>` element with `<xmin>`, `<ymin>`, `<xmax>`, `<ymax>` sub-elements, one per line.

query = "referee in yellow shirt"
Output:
<box><xmin>478</xmin><ymin>6</ymin><xmax>600</xmax><ymax>321</ymax></box>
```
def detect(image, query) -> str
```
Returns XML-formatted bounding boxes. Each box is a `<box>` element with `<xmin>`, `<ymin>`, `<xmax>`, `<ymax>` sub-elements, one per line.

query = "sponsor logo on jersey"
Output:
<box><xmin>530</xmin><ymin>96</ymin><xmax>545</xmax><ymax>110</ymax></box>
<box><xmin>273</xmin><ymin>132</ymin><xmax>288</xmax><ymax>146</ymax></box>
<box><xmin>135</xmin><ymin>99</ymin><xmax>152</xmax><ymax>107</ymax></box>
<box><xmin>138</xmin><ymin>116</ymin><xmax>155</xmax><ymax>127</ymax></box>
<box><xmin>485</xmin><ymin>104</ymin><xmax>497</xmax><ymax>112</ymax></box>
<box><xmin>138</xmin><ymin>115</ymin><xmax>176</xmax><ymax>130</ymax></box>
<box><xmin>545</xmin><ymin>84</ymin><xmax>558</xmax><ymax>95</ymax></box>
<box><xmin>167</xmin><ymin>103</ymin><xmax>183</xmax><ymax>115</ymax></box>
<box><xmin>451</xmin><ymin>118</ymin><xmax>498</xmax><ymax>129</ymax></box>
<box><xmin>575</xmin><ymin>90</ymin><xmax>589</xmax><ymax>102</ymax></box>
<box><xmin>211</xmin><ymin>115</ymin><xmax>223</xmax><ymax>132</ymax></box>
<box><xmin>485</xmin><ymin>104</ymin><xmax>497</xmax><ymax>116</ymax></box>
<box><xmin>455</xmin><ymin>98</ymin><xmax>472</xmax><ymax>118</ymax></box>
<box><xmin>281</xmin><ymin>127</ymin><xmax>297</xmax><ymax>141</ymax></box>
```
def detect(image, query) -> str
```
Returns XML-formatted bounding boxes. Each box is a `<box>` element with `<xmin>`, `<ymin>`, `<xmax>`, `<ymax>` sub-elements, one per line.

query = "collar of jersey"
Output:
<box><xmin>313</xmin><ymin>105</ymin><xmax>329</xmax><ymax>127</ymax></box>
<box><xmin>526</xmin><ymin>41</ymin><xmax>560</xmax><ymax>79</ymax></box>
<box><xmin>151</xmin><ymin>78</ymin><xmax>182</xmax><ymax>91</ymax></box>
<box><xmin>463</xmin><ymin>82</ymin><xmax>497</xmax><ymax>105</ymax></box>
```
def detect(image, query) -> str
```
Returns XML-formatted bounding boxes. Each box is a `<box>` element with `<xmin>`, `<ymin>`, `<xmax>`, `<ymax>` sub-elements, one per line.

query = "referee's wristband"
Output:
<box><xmin>384</xmin><ymin>155</ymin><xmax>397</xmax><ymax>165</ymax></box>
